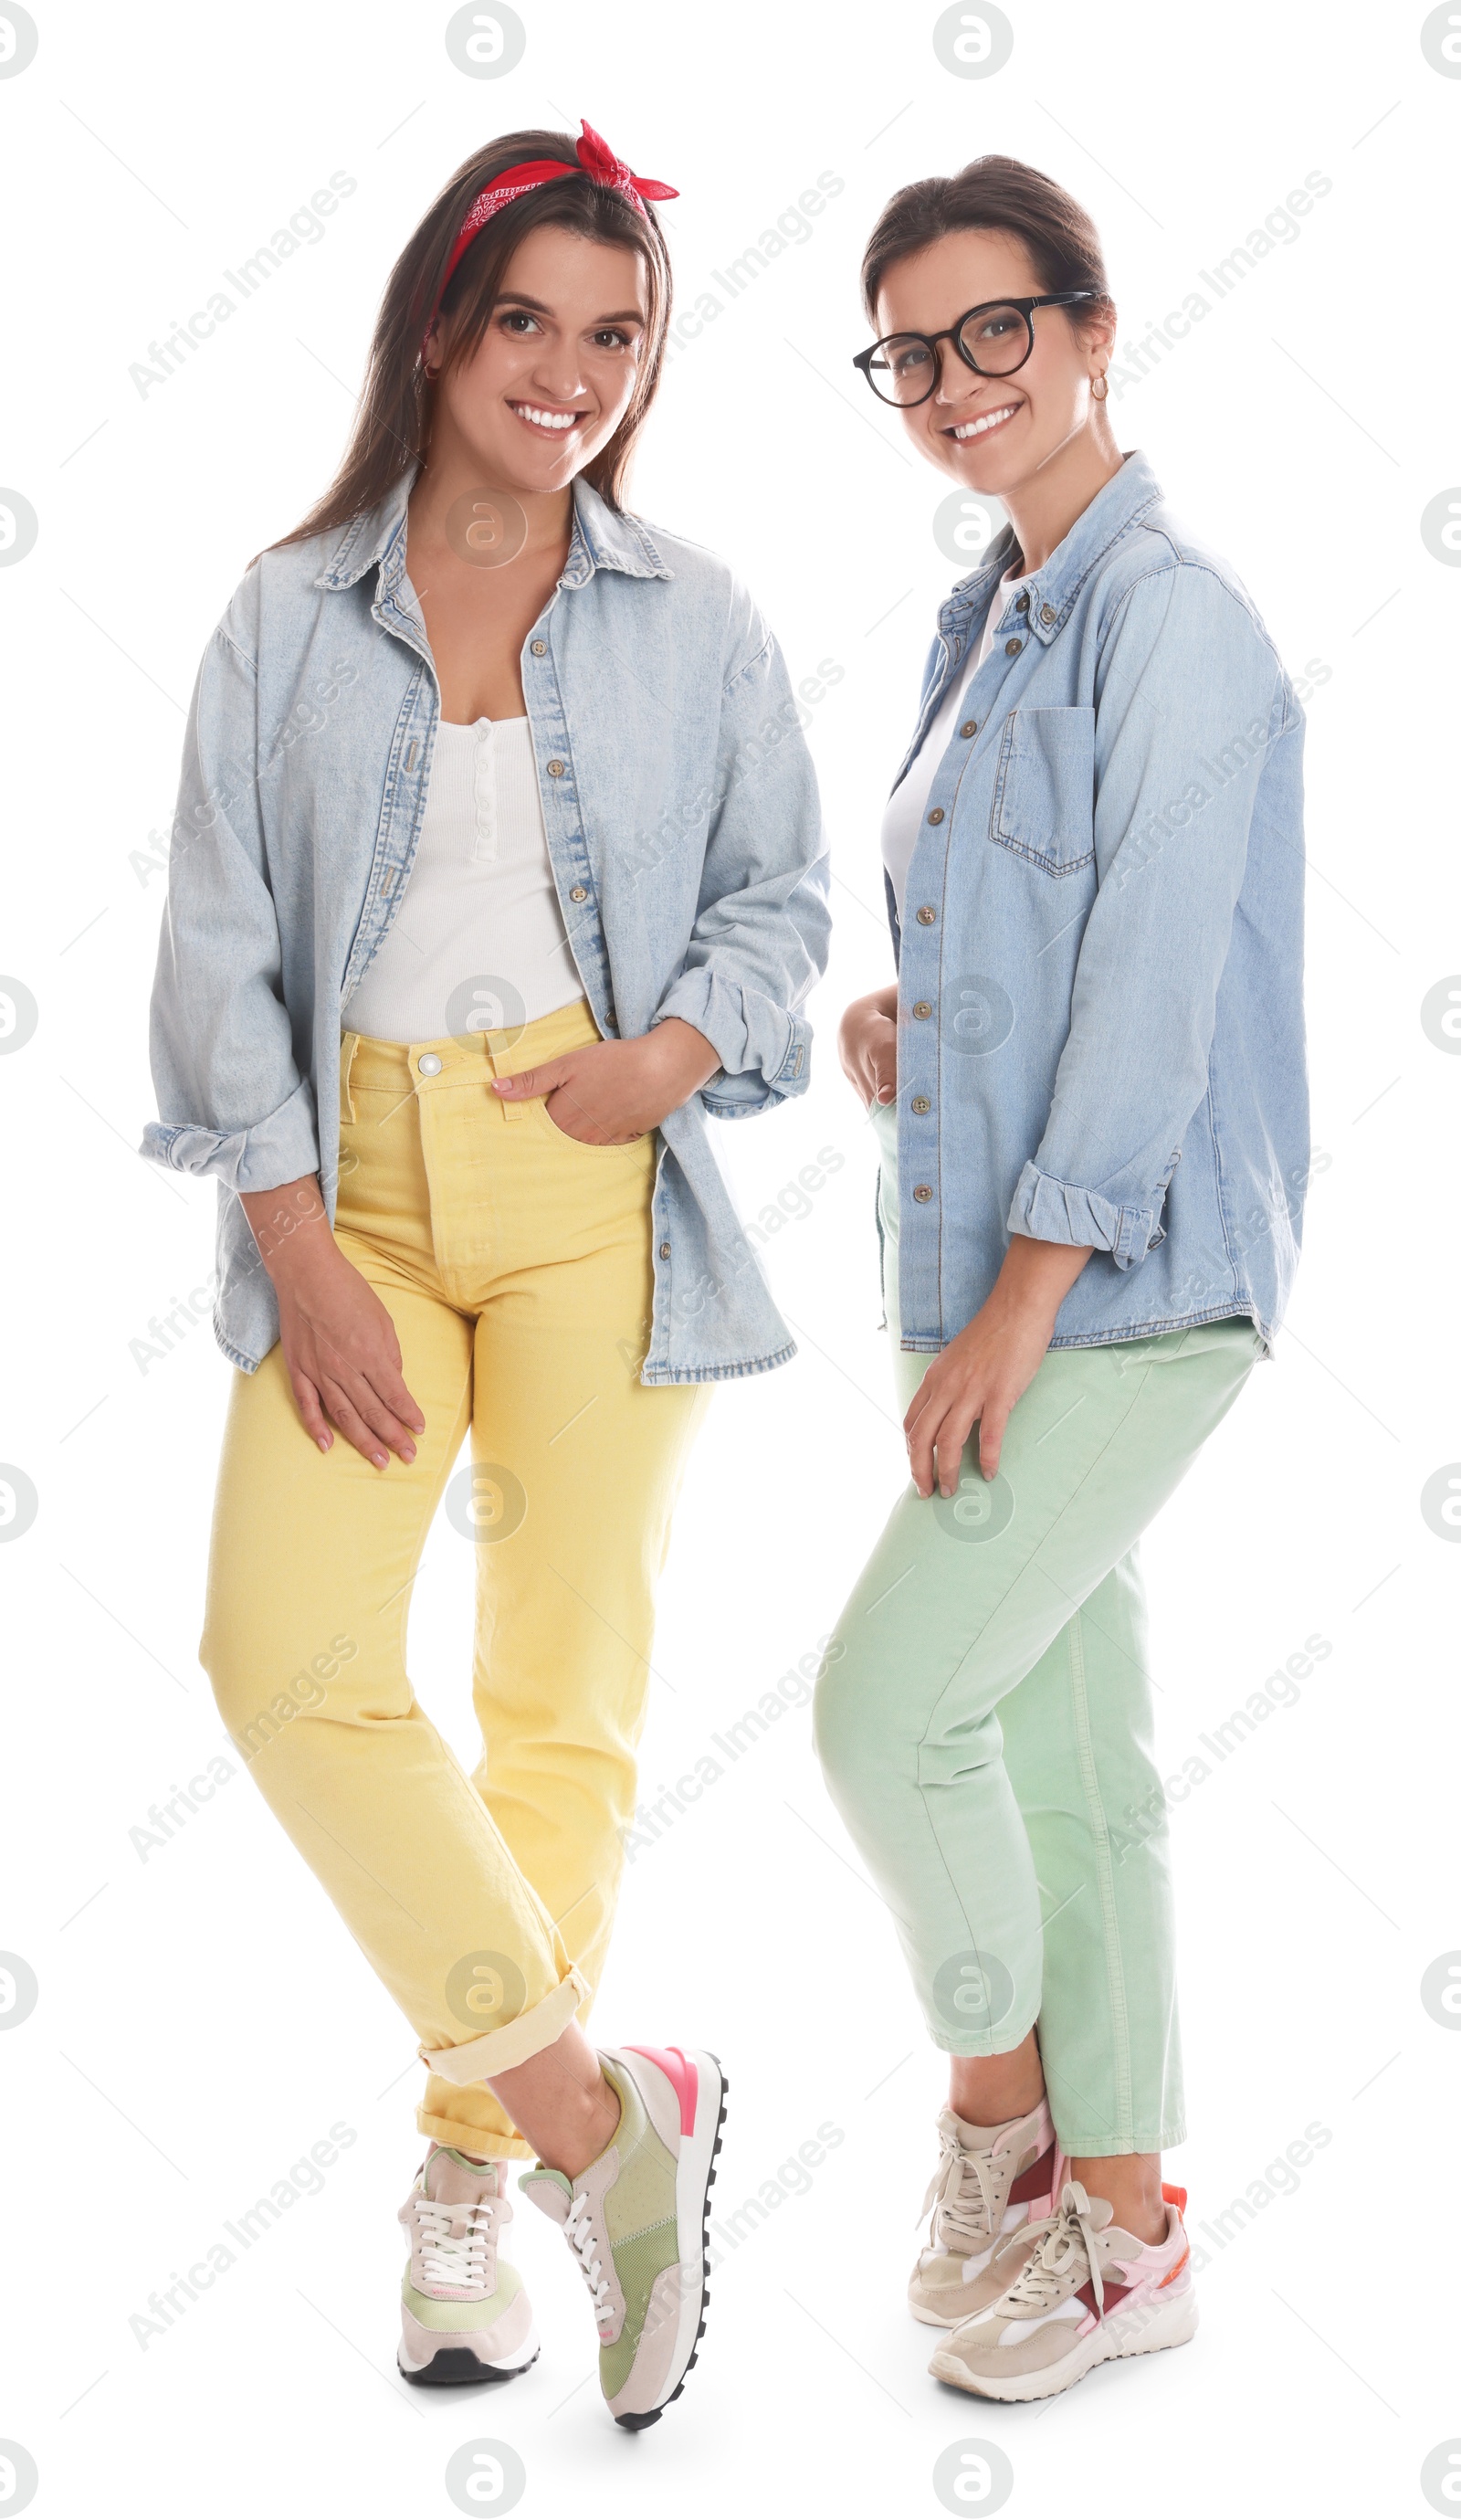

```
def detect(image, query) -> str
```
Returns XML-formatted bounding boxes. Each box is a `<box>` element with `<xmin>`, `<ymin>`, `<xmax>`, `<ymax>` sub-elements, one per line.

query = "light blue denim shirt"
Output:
<box><xmin>888</xmin><ymin>451</ymin><xmax>1308</xmax><ymax>1352</ymax></box>
<box><xmin>142</xmin><ymin>471</ymin><xmax>830</xmax><ymax>1380</ymax></box>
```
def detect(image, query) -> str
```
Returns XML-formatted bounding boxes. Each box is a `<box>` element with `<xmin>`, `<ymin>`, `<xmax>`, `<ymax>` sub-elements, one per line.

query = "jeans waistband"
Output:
<box><xmin>341</xmin><ymin>996</ymin><xmax>598</xmax><ymax>1110</ymax></box>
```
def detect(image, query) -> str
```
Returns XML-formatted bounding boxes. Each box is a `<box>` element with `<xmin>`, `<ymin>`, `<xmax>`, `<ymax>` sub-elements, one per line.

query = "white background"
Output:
<box><xmin>2</xmin><ymin>3</ymin><xmax>1457</xmax><ymax>2515</ymax></box>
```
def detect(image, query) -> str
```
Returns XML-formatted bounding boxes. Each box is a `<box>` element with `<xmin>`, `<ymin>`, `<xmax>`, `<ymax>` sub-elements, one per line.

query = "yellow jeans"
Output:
<box><xmin>201</xmin><ymin>1000</ymin><xmax>708</xmax><ymax>2158</ymax></box>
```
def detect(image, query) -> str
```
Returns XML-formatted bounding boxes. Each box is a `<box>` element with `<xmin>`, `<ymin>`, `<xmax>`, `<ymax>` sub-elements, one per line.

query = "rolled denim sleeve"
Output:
<box><xmin>141</xmin><ymin>613</ymin><xmax>321</xmax><ymax>1193</ymax></box>
<box><xmin>1009</xmin><ymin>563</ymin><xmax>1296</xmax><ymax>1264</ymax></box>
<box><xmin>651</xmin><ymin>612</ymin><xmax>830</xmax><ymax>1117</ymax></box>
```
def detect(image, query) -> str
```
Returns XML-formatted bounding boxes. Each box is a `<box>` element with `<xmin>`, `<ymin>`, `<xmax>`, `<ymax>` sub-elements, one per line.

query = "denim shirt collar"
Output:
<box><xmin>312</xmin><ymin>469</ymin><xmax>674</xmax><ymax>597</ymax></box>
<box><xmin>937</xmin><ymin>448</ymin><xmax>1164</xmax><ymax>656</ymax></box>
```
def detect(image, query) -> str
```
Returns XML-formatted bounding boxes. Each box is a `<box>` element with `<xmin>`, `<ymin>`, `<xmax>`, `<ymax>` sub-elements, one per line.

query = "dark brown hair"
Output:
<box><xmin>271</xmin><ymin>130</ymin><xmax>673</xmax><ymax>554</ymax></box>
<box><xmin>861</xmin><ymin>153</ymin><xmax>1112</xmax><ymax>332</ymax></box>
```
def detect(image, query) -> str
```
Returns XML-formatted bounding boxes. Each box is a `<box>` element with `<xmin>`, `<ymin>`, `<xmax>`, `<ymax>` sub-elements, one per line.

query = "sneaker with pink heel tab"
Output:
<box><xmin>930</xmin><ymin>2177</ymin><xmax>1195</xmax><ymax>2401</ymax></box>
<box><xmin>520</xmin><ymin>2044</ymin><xmax>727</xmax><ymax>2429</ymax></box>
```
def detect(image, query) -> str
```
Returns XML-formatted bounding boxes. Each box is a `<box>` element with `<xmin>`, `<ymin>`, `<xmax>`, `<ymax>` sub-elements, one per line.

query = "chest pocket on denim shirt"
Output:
<box><xmin>990</xmin><ymin>707</ymin><xmax>1096</xmax><ymax>877</ymax></box>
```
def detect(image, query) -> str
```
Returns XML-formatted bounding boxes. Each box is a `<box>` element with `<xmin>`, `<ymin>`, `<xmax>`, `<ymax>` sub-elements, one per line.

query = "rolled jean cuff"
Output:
<box><xmin>140</xmin><ymin>1072</ymin><xmax>320</xmax><ymax>1191</ymax></box>
<box><xmin>1006</xmin><ymin>1161</ymin><xmax>1159</xmax><ymax>1268</ymax></box>
<box><xmin>417</xmin><ymin>1965</ymin><xmax>591</xmax><ymax>2084</ymax></box>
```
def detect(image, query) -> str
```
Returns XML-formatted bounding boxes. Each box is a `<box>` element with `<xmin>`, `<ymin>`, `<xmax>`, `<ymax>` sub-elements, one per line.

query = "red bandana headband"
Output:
<box><xmin>422</xmin><ymin>119</ymin><xmax>678</xmax><ymax>352</ymax></box>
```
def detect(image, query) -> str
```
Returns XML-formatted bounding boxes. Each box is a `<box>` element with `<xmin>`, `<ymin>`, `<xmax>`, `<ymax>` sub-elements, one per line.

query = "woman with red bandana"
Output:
<box><xmin>143</xmin><ymin>124</ymin><xmax>828</xmax><ymax>2423</ymax></box>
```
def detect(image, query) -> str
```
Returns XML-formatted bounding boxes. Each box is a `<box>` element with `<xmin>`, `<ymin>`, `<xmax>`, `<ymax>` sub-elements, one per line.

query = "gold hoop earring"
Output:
<box><xmin>1091</xmin><ymin>371</ymin><xmax>1109</xmax><ymax>402</ymax></box>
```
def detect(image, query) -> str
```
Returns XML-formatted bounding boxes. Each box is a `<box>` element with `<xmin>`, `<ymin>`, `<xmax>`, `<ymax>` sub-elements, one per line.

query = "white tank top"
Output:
<box><xmin>343</xmin><ymin>716</ymin><xmax>584</xmax><ymax>1043</ymax></box>
<box><xmin>880</xmin><ymin>565</ymin><xmax>1033</xmax><ymax>924</ymax></box>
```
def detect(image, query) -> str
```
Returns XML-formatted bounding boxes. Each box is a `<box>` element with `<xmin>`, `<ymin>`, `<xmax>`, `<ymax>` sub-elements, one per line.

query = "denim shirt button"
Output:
<box><xmin>547</xmin><ymin>759</ymin><xmax>566</xmax><ymax>776</ymax></box>
<box><xmin>1014</xmin><ymin>591</ymin><xmax>1031</xmax><ymax>613</ymax></box>
<box><xmin>1004</xmin><ymin>638</ymin><xmax>1023</xmax><ymax>657</ymax></box>
<box><xmin>913</xmin><ymin>1183</ymin><xmax>933</xmax><ymax>1202</ymax></box>
<box><xmin>927</xmin><ymin>807</ymin><xmax>944</xmax><ymax>825</ymax></box>
<box><xmin>570</xmin><ymin>885</ymin><xmax>588</xmax><ymax>902</ymax></box>
<box><xmin>960</xmin><ymin>719</ymin><xmax>977</xmax><ymax>738</ymax></box>
<box><xmin>1040</xmin><ymin>603</ymin><xmax>1056</xmax><ymax>625</ymax></box>
<box><xmin>657</xmin><ymin>1240</ymin><xmax>671</xmax><ymax>1260</ymax></box>
<box><xmin>911</xmin><ymin>1095</ymin><xmax>930</xmax><ymax>1114</ymax></box>
<box><xmin>916</xmin><ymin>905</ymin><xmax>937</xmax><ymax>925</ymax></box>
<box><xmin>531</xmin><ymin>639</ymin><xmax>547</xmax><ymax>656</ymax></box>
<box><xmin>912</xmin><ymin>1000</ymin><xmax>932</xmax><ymax>1019</ymax></box>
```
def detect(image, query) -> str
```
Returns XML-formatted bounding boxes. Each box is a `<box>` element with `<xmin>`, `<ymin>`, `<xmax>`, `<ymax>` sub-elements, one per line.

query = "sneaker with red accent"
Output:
<box><xmin>929</xmin><ymin>2178</ymin><xmax>1195</xmax><ymax>2401</ymax></box>
<box><xmin>396</xmin><ymin>2144</ymin><xmax>540</xmax><ymax>2385</ymax></box>
<box><xmin>520</xmin><ymin>2045</ymin><xmax>726</xmax><ymax>2429</ymax></box>
<box><xmin>909</xmin><ymin>2101</ymin><xmax>1064</xmax><ymax>2326</ymax></box>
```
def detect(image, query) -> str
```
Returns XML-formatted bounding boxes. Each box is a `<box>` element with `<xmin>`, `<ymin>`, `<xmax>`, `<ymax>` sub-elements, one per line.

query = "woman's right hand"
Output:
<box><xmin>839</xmin><ymin>985</ymin><xmax>899</xmax><ymax>1108</ymax></box>
<box><xmin>238</xmin><ymin>1176</ymin><xmax>425</xmax><ymax>1468</ymax></box>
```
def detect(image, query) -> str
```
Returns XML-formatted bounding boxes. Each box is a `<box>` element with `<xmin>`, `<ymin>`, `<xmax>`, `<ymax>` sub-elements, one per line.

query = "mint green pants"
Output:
<box><xmin>814</xmin><ymin>1101</ymin><xmax>1261</xmax><ymax>2154</ymax></box>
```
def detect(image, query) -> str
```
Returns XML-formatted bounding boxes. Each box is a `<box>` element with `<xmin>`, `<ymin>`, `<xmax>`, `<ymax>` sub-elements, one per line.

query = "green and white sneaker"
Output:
<box><xmin>396</xmin><ymin>2144</ymin><xmax>540</xmax><ymax>2386</ymax></box>
<box><xmin>520</xmin><ymin>2044</ymin><xmax>726</xmax><ymax>2429</ymax></box>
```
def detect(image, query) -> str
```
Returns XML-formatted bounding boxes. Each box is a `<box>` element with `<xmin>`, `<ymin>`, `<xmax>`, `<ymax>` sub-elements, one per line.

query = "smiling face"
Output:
<box><xmin>874</xmin><ymin>227</ymin><xmax>1113</xmax><ymax>497</ymax></box>
<box><xmin>426</xmin><ymin>222</ymin><xmax>651</xmax><ymax>496</ymax></box>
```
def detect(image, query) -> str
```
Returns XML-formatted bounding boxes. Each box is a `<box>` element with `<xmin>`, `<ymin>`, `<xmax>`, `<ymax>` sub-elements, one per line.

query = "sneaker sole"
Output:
<box><xmin>615</xmin><ymin>2051</ymin><xmax>728</xmax><ymax>2432</ymax></box>
<box><xmin>930</xmin><ymin>2288</ymin><xmax>1198</xmax><ymax>2403</ymax></box>
<box><xmin>398</xmin><ymin>2329</ymin><xmax>541</xmax><ymax>2388</ymax></box>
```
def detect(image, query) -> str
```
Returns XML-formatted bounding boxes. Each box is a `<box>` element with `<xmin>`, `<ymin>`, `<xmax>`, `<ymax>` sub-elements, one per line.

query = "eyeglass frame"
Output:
<box><xmin>852</xmin><ymin>292</ymin><xmax>1098</xmax><ymax>406</ymax></box>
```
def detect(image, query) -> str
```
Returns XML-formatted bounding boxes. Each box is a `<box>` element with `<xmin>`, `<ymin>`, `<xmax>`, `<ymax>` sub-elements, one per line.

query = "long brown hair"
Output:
<box><xmin>271</xmin><ymin>130</ymin><xmax>674</xmax><ymax>554</ymax></box>
<box><xmin>861</xmin><ymin>154</ymin><xmax>1112</xmax><ymax>332</ymax></box>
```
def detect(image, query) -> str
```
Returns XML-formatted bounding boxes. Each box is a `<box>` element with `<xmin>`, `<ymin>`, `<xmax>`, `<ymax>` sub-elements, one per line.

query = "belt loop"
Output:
<box><xmin>488</xmin><ymin>1029</ymin><xmax>529</xmax><ymax>1122</ymax></box>
<box><xmin>340</xmin><ymin>1031</ymin><xmax>360</xmax><ymax>1125</ymax></box>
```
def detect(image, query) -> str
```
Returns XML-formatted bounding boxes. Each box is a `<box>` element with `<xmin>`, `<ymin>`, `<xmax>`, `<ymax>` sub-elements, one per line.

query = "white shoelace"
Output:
<box><xmin>921</xmin><ymin>2126</ymin><xmax>999</xmax><ymax>2249</ymax></box>
<box><xmin>563</xmin><ymin>2191</ymin><xmax>614</xmax><ymax>2331</ymax></box>
<box><xmin>1000</xmin><ymin>2188</ymin><xmax>1106</xmax><ymax>2322</ymax></box>
<box><xmin>415</xmin><ymin>2193</ymin><xmax>496</xmax><ymax>2292</ymax></box>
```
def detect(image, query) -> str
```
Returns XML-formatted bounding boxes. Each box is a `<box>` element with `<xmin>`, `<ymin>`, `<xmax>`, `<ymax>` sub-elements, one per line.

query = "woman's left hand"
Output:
<box><xmin>904</xmin><ymin>1233</ymin><xmax>1095</xmax><ymax>1497</ymax></box>
<box><xmin>492</xmin><ymin>1017</ymin><xmax>720</xmax><ymax>1144</ymax></box>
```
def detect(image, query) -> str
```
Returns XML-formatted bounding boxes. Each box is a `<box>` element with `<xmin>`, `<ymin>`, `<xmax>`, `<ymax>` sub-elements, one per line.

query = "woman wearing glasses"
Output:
<box><xmin>816</xmin><ymin>156</ymin><xmax>1307</xmax><ymax>2401</ymax></box>
<box><xmin>144</xmin><ymin>123</ymin><xmax>828</xmax><ymax>2424</ymax></box>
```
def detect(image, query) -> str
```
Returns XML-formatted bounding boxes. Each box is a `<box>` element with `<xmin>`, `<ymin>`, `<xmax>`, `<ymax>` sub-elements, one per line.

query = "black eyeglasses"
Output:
<box><xmin>853</xmin><ymin>293</ymin><xmax>1097</xmax><ymax>406</ymax></box>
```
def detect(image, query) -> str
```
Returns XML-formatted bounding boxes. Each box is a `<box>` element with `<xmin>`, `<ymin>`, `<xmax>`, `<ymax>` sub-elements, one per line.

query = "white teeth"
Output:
<box><xmin>951</xmin><ymin>406</ymin><xmax>1018</xmax><ymax>440</ymax></box>
<box><xmin>516</xmin><ymin>404</ymin><xmax>580</xmax><ymax>430</ymax></box>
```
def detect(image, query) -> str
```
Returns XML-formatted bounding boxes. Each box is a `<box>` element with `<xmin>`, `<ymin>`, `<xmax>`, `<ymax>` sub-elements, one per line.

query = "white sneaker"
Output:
<box><xmin>909</xmin><ymin>2100</ymin><xmax>1063</xmax><ymax>2326</ymax></box>
<box><xmin>396</xmin><ymin>2143</ymin><xmax>540</xmax><ymax>2385</ymax></box>
<box><xmin>930</xmin><ymin>2177</ymin><xmax>1196</xmax><ymax>2401</ymax></box>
